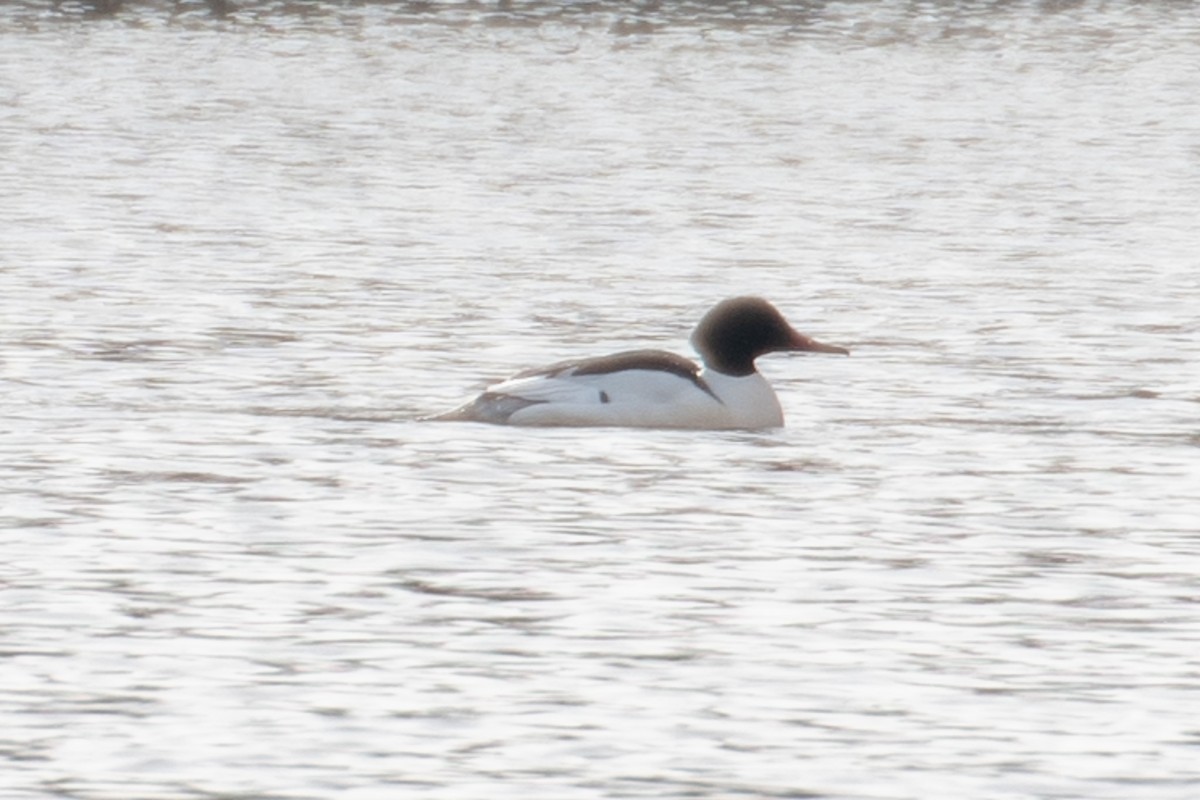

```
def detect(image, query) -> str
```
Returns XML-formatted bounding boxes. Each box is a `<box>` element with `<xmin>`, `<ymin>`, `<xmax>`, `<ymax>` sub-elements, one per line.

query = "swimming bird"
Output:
<box><xmin>429</xmin><ymin>296</ymin><xmax>849</xmax><ymax>429</ymax></box>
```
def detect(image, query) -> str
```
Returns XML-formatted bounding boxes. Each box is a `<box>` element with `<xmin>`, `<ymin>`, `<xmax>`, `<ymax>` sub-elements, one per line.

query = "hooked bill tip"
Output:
<box><xmin>791</xmin><ymin>332</ymin><xmax>850</xmax><ymax>356</ymax></box>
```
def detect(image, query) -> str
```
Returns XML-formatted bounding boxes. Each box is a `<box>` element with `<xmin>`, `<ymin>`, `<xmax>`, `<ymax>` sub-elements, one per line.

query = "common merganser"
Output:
<box><xmin>429</xmin><ymin>296</ymin><xmax>849</xmax><ymax>429</ymax></box>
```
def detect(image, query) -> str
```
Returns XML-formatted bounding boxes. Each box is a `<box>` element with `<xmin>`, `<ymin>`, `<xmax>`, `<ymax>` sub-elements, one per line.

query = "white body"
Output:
<box><xmin>483</xmin><ymin>367</ymin><xmax>785</xmax><ymax>430</ymax></box>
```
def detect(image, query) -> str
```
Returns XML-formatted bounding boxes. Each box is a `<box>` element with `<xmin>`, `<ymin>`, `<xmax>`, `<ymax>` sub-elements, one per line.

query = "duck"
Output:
<box><xmin>428</xmin><ymin>296</ymin><xmax>849</xmax><ymax>429</ymax></box>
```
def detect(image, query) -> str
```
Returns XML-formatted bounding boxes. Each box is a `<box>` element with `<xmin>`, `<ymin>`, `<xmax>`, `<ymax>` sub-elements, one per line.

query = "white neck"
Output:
<box><xmin>701</xmin><ymin>368</ymin><xmax>784</xmax><ymax>429</ymax></box>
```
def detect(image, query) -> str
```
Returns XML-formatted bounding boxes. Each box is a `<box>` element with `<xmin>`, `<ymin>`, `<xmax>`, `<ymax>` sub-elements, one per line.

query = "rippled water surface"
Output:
<box><xmin>3</xmin><ymin>2</ymin><xmax>1199</xmax><ymax>798</ymax></box>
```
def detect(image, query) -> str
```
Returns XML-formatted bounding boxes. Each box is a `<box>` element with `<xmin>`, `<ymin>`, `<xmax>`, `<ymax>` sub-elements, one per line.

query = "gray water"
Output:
<box><xmin>2</xmin><ymin>2</ymin><xmax>1199</xmax><ymax>798</ymax></box>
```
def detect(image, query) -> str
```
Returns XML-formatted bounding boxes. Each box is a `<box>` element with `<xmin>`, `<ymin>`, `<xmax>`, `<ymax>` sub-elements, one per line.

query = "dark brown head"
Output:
<box><xmin>690</xmin><ymin>296</ymin><xmax>849</xmax><ymax>376</ymax></box>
